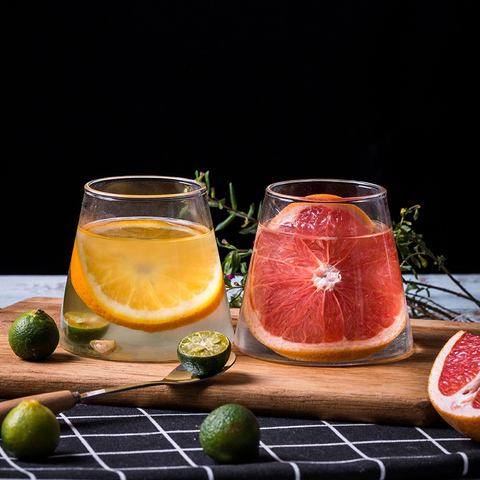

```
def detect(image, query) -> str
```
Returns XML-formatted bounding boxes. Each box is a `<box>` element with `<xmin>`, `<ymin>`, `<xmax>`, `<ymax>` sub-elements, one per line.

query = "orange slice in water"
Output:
<box><xmin>243</xmin><ymin>196</ymin><xmax>407</xmax><ymax>361</ymax></box>
<box><xmin>70</xmin><ymin>218</ymin><xmax>224</xmax><ymax>333</ymax></box>
<box><xmin>428</xmin><ymin>330</ymin><xmax>480</xmax><ymax>441</ymax></box>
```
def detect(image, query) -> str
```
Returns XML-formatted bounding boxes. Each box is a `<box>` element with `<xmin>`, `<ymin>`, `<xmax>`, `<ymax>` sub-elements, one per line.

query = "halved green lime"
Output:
<box><xmin>177</xmin><ymin>331</ymin><xmax>231</xmax><ymax>377</ymax></box>
<box><xmin>63</xmin><ymin>311</ymin><xmax>110</xmax><ymax>344</ymax></box>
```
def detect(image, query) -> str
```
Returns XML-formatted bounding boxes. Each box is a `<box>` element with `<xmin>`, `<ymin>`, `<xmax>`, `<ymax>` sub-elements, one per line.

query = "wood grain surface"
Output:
<box><xmin>2</xmin><ymin>297</ymin><xmax>480</xmax><ymax>426</ymax></box>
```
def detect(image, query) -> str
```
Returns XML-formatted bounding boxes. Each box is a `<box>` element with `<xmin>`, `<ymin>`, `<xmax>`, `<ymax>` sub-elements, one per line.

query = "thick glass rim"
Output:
<box><xmin>84</xmin><ymin>175</ymin><xmax>207</xmax><ymax>199</ymax></box>
<box><xmin>266</xmin><ymin>178</ymin><xmax>387</xmax><ymax>202</ymax></box>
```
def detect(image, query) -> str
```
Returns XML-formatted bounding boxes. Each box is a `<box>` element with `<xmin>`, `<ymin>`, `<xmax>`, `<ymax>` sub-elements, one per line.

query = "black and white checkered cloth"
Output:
<box><xmin>1</xmin><ymin>403</ymin><xmax>479</xmax><ymax>480</ymax></box>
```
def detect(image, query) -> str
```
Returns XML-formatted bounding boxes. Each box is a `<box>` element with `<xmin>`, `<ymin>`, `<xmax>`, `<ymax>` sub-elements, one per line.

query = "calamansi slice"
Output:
<box><xmin>177</xmin><ymin>331</ymin><xmax>232</xmax><ymax>377</ymax></box>
<box><xmin>70</xmin><ymin>218</ymin><xmax>225</xmax><ymax>333</ymax></box>
<box><xmin>63</xmin><ymin>311</ymin><xmax>110</xmax><ymax>344</ymax></box>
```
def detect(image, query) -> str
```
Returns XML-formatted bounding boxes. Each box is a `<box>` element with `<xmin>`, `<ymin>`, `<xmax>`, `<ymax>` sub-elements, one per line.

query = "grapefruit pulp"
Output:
<box><xmin>243</xmin><ymin>198</ymin><xmax>408</xmax><ymax>362</ymax></box>
<box><xmin>428</xmin><ymin>330</ymin><xmax>480</xmax><ymax>441</ymax></box>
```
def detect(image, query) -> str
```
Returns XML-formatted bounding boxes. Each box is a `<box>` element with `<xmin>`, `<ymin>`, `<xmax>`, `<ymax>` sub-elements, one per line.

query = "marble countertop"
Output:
<box><xmin>0</xmin><ymin>275</ymin><xmax>66</xmax><ymax>309</ymax></box>
<box><xmin>1</xmin><ymin>274</ymin><xmax>479</xmax><ymax>316</ymax></box>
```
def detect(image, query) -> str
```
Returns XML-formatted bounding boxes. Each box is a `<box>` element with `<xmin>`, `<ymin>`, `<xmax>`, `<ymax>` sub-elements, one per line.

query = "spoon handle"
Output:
<box><xmin>0</xmin><ymin>390</ymin><xmax>77</xmax><ymax>423</ymax></box>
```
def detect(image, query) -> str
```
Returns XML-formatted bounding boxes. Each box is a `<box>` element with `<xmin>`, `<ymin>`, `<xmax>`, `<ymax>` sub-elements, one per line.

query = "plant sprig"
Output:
<box><xmin>195</xmin><ymin>171</ymin><xmax>259</xmax><ymax>307</ymax></box>
<box><xmin>393</xmin><ymin>205</ymin><xmax>480</xmax><ymax>319</ymax></box>
<box><xmin>196</xmin><ymin>172</ymin><xmax>479</xmax><ymax>319</ymax></box>
<box><xmin>195</xmin><ymin>171</ymin><xmax>260</xmax><ymax>235</ymax></box>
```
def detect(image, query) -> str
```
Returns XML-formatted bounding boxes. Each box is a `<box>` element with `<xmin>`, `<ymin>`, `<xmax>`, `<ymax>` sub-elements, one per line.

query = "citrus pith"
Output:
<box><xmin>428</xmin><ymin>330</ymin><xmax>480</xmax><ymax>441</ymax></box>
<box><xmin>63</xmin><ymin>311</ymin><xmax>110</xmax><ymax>343</ymax></box>
<box><xmin>70</xmin><ymin>218</ymin><xmax>224</xmax><ymax>333</ymax></box>
<box><xmin>244</xmin><ymin>199</ymin><xmax>407</xmax><ymax>362</ymax></box>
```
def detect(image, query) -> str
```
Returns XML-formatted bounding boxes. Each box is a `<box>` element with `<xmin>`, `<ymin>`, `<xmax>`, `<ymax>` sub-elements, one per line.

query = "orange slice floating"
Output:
<box><xmin>70</xmin><ymin>218</ymin><xmax>224</xmax><ymax>333</ymax></box>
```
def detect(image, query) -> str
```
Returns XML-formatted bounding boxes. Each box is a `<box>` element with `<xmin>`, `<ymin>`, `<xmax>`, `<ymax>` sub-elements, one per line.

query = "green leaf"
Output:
<box><xmin>203</xmin><ymin>171</ymin><xmax>211</xmax><ymax>192</ymax></box>
<box><xmin>215</xmin><ymin>212</ymin><xmax>236</xmax><ymax>231</ymax></box>
<box><xmin>246</xmin><ymin>202</ymin><xmax>256</xmax><ymax>219</ymax></box>
<box><xmin>229</xmin><ymin>183</ymin><xmax>237</xmax><ymax>210</ymax></box>
<box><xmin>257</xmin><ymin>201</ymin><xmax>263</xmax><ymax>220</ymax></box>
<box><xmin>238</xmin><ymin>248</ymin><xmax>253</xmax><ymax>258</ymax></box>
<box><xmin>222</xmin><ymin>251</ymin><xmax>241</xmax><ymax>276</ymax></box>
<box><xmin>240</xmin><ymin>223</ymin><xmax>258</xmax><ymax>235</ymax></box>
<box><xmin>222</xmin><ymin>255</ymin><xmax>233</xmax><ymax>276</ymax></box>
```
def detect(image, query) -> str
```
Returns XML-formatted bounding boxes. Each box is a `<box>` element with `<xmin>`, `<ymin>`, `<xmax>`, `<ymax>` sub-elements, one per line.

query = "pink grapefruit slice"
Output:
<box><xmin>428</xmin><ymin>330</ymin><xmax>480</xmax><ymax>441</ymax></box>
<box><xmin>243</xmin><ymin>197</ymin><xmax>408</xmax><ymax>362</ymax></box>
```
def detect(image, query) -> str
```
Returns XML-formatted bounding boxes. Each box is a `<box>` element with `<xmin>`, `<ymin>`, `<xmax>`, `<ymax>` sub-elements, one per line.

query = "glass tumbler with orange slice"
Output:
<box><xmin>60</xmin><ymin>176</ymin><xmax>234</xmax><ymax>361</ymax></box>
<box><xmin>234</xmin><ymin>179</ymin><xmax>413</xmax><ymax>366</ymax></box>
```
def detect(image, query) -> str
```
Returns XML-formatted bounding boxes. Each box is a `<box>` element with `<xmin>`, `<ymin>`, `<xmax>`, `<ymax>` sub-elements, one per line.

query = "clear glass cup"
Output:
<box><xmin>60</xmin><ymin>176</ymin><xmax>234</xmax><ymax>362</ymax></box>
<box><xmin>234</xmin><ymin>179</ymin><xmax>413</xmax><ymax>366</ymax></box>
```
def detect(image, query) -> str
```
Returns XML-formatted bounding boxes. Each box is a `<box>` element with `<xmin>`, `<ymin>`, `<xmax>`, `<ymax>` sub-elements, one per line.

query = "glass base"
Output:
<box><xmin>234</xmin><ymin>311</ymin><xmax>414</xmax><ymax>367</ymax></box>
<box><xmin>60</xmin><ymin>274</ymin><xmax>234</xmax><ymax>362</ymax></box>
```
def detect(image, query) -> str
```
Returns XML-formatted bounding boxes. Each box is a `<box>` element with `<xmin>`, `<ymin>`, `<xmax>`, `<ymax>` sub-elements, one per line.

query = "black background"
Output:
<box><xmin>3</xmin><ymin>1</ymin><xmax>476</xmax><ymax>274</ymax></box>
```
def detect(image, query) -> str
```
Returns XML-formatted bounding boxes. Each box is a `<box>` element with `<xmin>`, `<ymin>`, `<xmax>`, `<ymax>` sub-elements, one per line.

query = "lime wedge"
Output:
<box><xmin>63</xmin><ymin>311</ymin><xmax>110</xmax><ymax>344</ymax></box>
<box><xmin>177</xmin><ymin>331</ymin><xmax>231</xmax><ymax>377</ymax></box>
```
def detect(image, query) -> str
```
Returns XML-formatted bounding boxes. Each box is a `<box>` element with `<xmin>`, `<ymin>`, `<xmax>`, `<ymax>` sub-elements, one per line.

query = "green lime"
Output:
<box><xmin>199</xmin><ymin>404</ymin><xmax>260</xmax><ymax>463</ymax></box>
<box><xmin>63</xmin><ymin>311</ymin><xmax>110</xmax><ymax>344</ymax></box>
<box><xmin>8</xmin><ymin>309</ymin><xmax>59</xmax><ymax>361</ymax></box>
<box><xmin>177</xmin><ymin>331</ymin><xmax>231</xmax><ymax>377</ymax></box>
<box><xmin>1</xmin><ymin>399</ymin><xmax>60</xmax><ymax>459</ymax></box>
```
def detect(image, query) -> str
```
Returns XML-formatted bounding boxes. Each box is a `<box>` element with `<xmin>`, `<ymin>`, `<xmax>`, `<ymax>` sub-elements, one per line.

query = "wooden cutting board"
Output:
<box><xmin>2</xmin><ymin>297</ymin><xmax>480</xmax><ymax>426</ymax></box>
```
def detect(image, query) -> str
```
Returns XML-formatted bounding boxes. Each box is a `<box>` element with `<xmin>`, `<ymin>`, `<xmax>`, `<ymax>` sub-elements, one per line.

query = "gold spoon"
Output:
<box><xmin>0</xmin><ymin>351</ymin><xmax>236</xmax><ymax>422</ymax></box>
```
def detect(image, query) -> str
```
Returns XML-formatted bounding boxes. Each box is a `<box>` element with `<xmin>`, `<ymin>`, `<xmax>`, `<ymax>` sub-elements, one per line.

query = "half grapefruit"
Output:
<box><xmin>243</xmin><ymin>198</ymin><xmax>408</xmax><ymax>362</ymax></box>
<box><xmin>428</xmin><ymin>330</ymin><xmax>480</xmax><ymax>441</ymax></box>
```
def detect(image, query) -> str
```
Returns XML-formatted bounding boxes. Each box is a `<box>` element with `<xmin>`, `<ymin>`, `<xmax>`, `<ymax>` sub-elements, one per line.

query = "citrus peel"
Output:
<box><xmin>428</xmin><ymin>330</ymin><xmax>480</xmax><ymax>441</ymax></box>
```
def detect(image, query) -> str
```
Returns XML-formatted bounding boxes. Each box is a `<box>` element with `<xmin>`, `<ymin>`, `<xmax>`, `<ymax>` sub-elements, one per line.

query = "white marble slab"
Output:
<box><xmin>403</xmin><ymin>273</ymin><xmax>480</xmax><ymax>313</ymax></box>
<box><xmin>1</xmin><ymin>274</ymin><xmax>479</xmax><ymax>318</ymax></box>
<box><xmin>0</xmin><ymin>275</ymin><xmax>66</xmax><ymax>308</ymax></box>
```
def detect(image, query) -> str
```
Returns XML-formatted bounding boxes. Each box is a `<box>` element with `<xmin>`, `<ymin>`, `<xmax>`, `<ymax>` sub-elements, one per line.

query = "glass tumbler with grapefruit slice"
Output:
<box><xmin>234</xmin><ymin>179</ymin><xmax>413</xmax><ymax>366</ymax></box>
<box><xmin>60</xmin><ymin>176</ymin><xmax>234</xmax><ymax>361</ymax></box>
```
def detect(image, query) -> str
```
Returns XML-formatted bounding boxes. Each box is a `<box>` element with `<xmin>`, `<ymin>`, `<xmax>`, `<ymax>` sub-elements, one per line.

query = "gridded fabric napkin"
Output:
<box><xmin>1</xmin><ymin>402</ymin><xmax>479</xmax><ymax>480</ymax></box>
